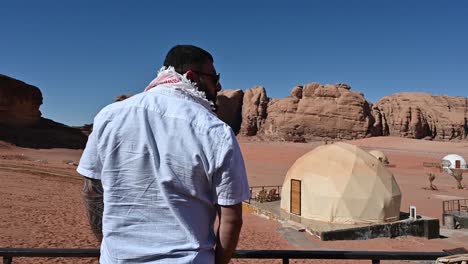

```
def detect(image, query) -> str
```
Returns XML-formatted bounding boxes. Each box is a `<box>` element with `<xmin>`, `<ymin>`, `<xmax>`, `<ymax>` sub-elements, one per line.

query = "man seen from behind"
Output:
<box><xmin>78</xmin><ymin>45</ymin><xmax>250</xmax><ymax>264</ymax></box>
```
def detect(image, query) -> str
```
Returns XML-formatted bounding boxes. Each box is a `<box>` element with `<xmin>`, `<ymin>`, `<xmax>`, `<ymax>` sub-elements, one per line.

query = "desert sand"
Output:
<box><xmin>1</xmin><ymin>137</ymin><xmax>468</xmax><ymax>263</ymax></box>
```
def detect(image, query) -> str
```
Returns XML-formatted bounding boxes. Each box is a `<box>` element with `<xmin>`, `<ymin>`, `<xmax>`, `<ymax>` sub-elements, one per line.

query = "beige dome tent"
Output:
<box><xmin>369</xmin><ymin>150</ymin><xmax>389</xmax><ymax>165</ymax></box>
<box><xmin>280</xmin><ymin>142</ymin><xmax>401</xmax><ymax>224</ymax></box>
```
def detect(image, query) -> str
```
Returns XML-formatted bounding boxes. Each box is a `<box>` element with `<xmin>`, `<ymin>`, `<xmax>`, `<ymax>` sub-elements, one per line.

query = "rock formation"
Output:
<box><xmin>254</xmin><ymin>83</ymin><xmax>376</xmax><ymax>142</ymax></box>
<box><xmin>216</xmin><ymin>89</ymin><xmax>244</xmax><ymax>135</ymax></box>
<box><xmin>239</xmin><ymin>86</ymin><xmax>269</xmax><ymax>136</ymax></box>
<box><xmin>374</xmin><ymin>92</ymin><xmax>468</xmax><ymax>140</ymax></box>
<box><xmin>3</xmin><ymin>73</ymin><xmax>466</xmax><ymax>148</ymax></box>
<box><xmin>0</xmin><ymin>74</ymin><xmax>42</xmax><ymax>126</ymax></box>
<box><xmin>115</xmin><ymin>94</ymin><xmax>133</xmax><ymax>102</ymax></box>
<box><xmin>0</xmin><ymin>118</ymin><xmax>88</xmax><ymax>149</ymax></box>
<box><xmin>0</xmin><ymin>74</ymin><xmax>87</xmax><ymax>149</ymax></box>
<box><xmin>218</xmin><ymin>86</ymin><xmax>466</xmax><ymax>142</ymax></box>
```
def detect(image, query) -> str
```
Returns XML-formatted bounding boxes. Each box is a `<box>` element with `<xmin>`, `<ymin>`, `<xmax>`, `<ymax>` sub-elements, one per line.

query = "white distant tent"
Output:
<box><xmin>441</xmin><ymin>154</ymin><xmax>467</xmax><ymax>174</ymax></box>
<box><xmin>280</xmin><ymin>142</ymin><xmax>402</xmax><ymax>224</ymax></box>
<box><xmin>369</xmin><ymin>150</ymin><xmax>389</xmax><ymax>165</ymax></box>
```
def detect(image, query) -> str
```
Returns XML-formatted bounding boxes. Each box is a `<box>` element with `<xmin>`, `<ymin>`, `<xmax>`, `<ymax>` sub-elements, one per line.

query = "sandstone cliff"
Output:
<box><xmin>259</xmin><ymin>83</ymin><xmax>376</xmax><ymax>141</ymax></box>
<box><xmin>4</xmin><ymin>73</ymin><xmax>466</xmax><ymax>148</ymax></box>
<box><xmin>0</xmin><ymin>74</ymin><xmax>42</xmax><ymax>126</ymax></box>
<box><xmin>0</xmin><ymin>74</ymin><xmax>87</xmax><ymax>149</ymax></box>
<box><xmin>0</xmin><ymin>118</ymin><xmax>88</xmax><ymax>149</ymax></box>
<box><xmin>115</xmin><ymin>94</ymin><xmax>133</xmax><ymax>102</ymax></box>
<box><xmin>233</xmin><ymin>83</ymin><xmax>377</xmax><ymax>141</ymax></box>
<box><xmin>239</xmin><ymin>86</ymin><xmax>269</xmax><ymax>136</ymax></box>
<box><xmin>216</xmin><ymin>89</ymin><xmax>244</xmax><ymax>135</ymax></box>
<box><xmin>219</xmin><ymin>85</ymin><xmax>466</xmax><ymax>142</ymax></box>
<box><xmin>374</xmin><ymin>92</ymin><xmax>467</xmax><ymax>140</ymax></box>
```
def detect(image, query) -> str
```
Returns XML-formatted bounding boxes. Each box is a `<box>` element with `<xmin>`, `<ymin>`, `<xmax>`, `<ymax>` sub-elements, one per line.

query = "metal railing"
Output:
<box><xmin>0</xmin><ymin>248</ymin><xmax>449</xmax><ymax>264</ymax></box>
<box><xmin>443</xmin><ymin>199</ymin><xmax>468</xmax><ymax>214</ymax></box>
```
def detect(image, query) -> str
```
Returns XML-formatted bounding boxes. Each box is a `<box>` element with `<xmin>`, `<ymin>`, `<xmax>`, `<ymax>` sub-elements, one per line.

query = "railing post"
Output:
<box><xmin>282</xmin><ymin>257</ymin><xmax>288</xmax><ymax>264</ymax></box>
<box><xmin>371</xmin><ymin>259</ymin><xmax>380</xmax><ymax>264</ymax></box>
<box><xmin>3</xmin><ymin>256</ymin><xmax>12</xmax><ymax>264</ymax></box>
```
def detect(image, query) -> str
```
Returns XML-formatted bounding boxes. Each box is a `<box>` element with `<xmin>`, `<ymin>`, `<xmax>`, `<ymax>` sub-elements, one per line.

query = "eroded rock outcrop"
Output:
<box><xmin>260</xmin><ymin>83</ymin><xmax>375</xmax><ymax>141</ymax></box>
<box><xmin>217</xmin><ymin>85</ymin><xmax>466</xmax><ymax>142</ymax></box>
<box><xmin>216</xmin><ymin>89</ymin><xmax>244</xmax><ymax>135</ymax></box>
<box><xmin>0</xmin><ymin>118</ymin><xmax>88</xmax><ymax>149</ymax></box>
<box><xmin>0</xmin><ymin>74</ymin><xmax>87</xmax><ymax>149</ymax></box>
<box><xmin>239</xmin><ymin>86</ymin><xmax>269</xmax><ymax>136</ymax></box>
<box><xmin>0</xmin><ymin>74</ymin><xmax>42</xmax><ymax>126</ymax></box>
<box><xmin>374</xmin><ymin>92</ymin><xmax>468</xmax><ymax>140</ymax></box>
<box><xmin>115</xmin><ymin>94</ymin><xmax>133</xmax><ymax>102</ymax></box>
<box><xmin>5</xmin><ymin>72</ymin><xmax>464</xmax><ymax>147</ymax></box>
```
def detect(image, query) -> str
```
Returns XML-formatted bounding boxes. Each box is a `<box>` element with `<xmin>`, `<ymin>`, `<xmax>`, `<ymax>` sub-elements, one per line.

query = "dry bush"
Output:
<box><xmin>0</xmin><ymin>154</ymin><xmax>30</xmax><ymax>161</ymax></box>
<box><xmin>426</xmin><ymin>172</ymin><xmax>438</xmax><ymax>190</ymax></box>
<box><xmin>452</xmin><ymin>172</ymin><xmax>464</xmax><ymax>189</ymax></box>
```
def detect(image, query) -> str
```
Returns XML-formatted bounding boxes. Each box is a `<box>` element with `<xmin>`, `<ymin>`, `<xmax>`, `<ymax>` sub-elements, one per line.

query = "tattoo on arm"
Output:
<box><xmin>82</xmin><ymin>177</ymin><xmax>104</xmax><ymax>241</ymax></box>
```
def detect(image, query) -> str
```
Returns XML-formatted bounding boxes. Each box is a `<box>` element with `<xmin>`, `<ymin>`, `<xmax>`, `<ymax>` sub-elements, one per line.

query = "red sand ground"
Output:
<box><xmin>1</xmin><ymin>137</ymin><xmax>468</xmax><ymax>263</ymax></box>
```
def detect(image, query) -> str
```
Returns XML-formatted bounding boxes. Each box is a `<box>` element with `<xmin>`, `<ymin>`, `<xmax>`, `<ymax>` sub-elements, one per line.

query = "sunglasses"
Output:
<box><xmin>192</xmin><ymin>70</ymin><xmax>220</xmax><ymax>86</ymax></box>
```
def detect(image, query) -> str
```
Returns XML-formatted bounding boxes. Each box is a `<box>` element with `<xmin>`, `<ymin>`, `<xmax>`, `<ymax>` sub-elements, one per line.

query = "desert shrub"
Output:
<box><xmin>427</xmin><ymin>172</ymin><xmax>437</xmax><ymax>190</ymax></box>
<box><xmin>0</xmin><ymin>154</ymin><xmax>30</xmax><ymax>161</ymax></box>
<box><xmin>452</xmin><ymin>172</ymin><xmax>464</xmax><ymax>189</ymax></box>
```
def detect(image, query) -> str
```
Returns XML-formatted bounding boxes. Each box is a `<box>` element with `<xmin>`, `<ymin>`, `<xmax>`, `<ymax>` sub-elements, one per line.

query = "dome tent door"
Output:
<box><xmin>290</xmin><ymin>179</ymin><xmax>301</xmax><ymax>215</ymax></box>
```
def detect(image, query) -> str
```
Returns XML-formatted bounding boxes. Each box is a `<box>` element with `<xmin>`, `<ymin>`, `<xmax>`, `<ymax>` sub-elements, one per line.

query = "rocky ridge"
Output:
<box><xmin>2</xmin><ymin>73</ymin><xmax>466</xmax><ymax>148</ymax></box>
<box><xmin>374</xmin><ymin>92</ymin><xmax>467</xmax><ymax>141</ymax></box>
<box><xmin>0</xmin><ymin>75</ymin><xmax>87</xmax><ymax>149</ymax></box>
<box><xmin>0</xmin><ymin>74</ymin><xmax>42</xmax><ymax>126</ymax></box>
<box><xmin>217</xmin><ymin>84</ymin><xmax>467</xmax><ymax>142</ymax></box>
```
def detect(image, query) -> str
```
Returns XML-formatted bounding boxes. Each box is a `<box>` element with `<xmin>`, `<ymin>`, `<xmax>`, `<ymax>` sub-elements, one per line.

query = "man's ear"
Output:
<box><xmin>185</xmin><ymin>70</ymin><xmax>196</xmax><ymax>82</ymax></box>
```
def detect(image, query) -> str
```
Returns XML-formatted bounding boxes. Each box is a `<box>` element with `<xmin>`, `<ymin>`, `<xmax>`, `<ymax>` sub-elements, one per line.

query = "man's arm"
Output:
<box><xmin>215</xmin><ymin>203</ymin><xmax>243</xmax><ymax>264</ymax></box>
<box><xmin>81</xmin><ymin>177</ymin><xmax>104</xmax><ymax>242</ymax></box>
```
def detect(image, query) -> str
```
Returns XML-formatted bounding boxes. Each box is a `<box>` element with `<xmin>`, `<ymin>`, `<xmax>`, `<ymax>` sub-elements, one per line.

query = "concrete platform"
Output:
<box><xmin>245</xmin><ymin>200</ymin><xmax>440</xmax><ymax>241</ymax></box>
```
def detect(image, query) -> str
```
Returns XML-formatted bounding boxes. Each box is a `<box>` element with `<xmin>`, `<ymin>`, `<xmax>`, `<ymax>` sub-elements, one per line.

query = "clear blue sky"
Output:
<box><xmin>1</xmin><ymin>1</ymin><xmax>467</xmax><ymax>126</ymax></box>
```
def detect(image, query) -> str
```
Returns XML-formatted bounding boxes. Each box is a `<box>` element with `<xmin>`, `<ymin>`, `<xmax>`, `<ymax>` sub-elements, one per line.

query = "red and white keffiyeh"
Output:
<box><xmin>144</xmin><ymin>66</ymin><xmax>214</xmax><ymax>111</ymax></box>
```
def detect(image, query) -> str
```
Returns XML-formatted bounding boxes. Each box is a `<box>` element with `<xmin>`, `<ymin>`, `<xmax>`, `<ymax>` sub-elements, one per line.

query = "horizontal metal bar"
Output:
<box><xmin>0</xmin><ymin>248</ymin><xmax>448</xmax><ymax>260</ymax></box>
<box><xmin>0</xmin><ymin>248</ymin><xmax>99</xmax><ymax>258</ymax></box>
<box><xmin>233</xmin><ymin>250</ymin><xmax>448</xmax><ymax>260</ymax></box>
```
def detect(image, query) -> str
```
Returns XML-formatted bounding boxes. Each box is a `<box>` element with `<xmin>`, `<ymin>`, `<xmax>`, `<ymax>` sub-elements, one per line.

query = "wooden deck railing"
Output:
<box><xmin>443</xmin><ymin>199</ymin><xmax>468</xmax><ymax>214</ymax></box>
<box><xmin>247</xmin><ymin>185</ymin><xmax>282</xmax><ymax>203</ymax></box>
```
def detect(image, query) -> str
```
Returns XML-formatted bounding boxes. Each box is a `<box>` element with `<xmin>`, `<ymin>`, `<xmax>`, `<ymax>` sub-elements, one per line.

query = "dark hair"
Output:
<box><xmin>163</xmin><ymin>45</ymin><xmax>213</xmax><ymax>74</ymax></box>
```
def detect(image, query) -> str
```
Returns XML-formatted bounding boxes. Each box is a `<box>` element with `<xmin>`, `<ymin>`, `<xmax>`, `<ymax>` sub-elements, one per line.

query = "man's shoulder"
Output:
<box><xmin>92</xmin><ymin>91</ymin><xmax>233</xmax><ymax>138</ymax></box>
<box><xmin>93</xmin><ymin>92</ymin><xmax>146</xmax><ymax>120</ymax></box>
<box><xmin>100</xmin><ymin>92</ymin><xmax>145</xmax><ymax>111</ymax></box>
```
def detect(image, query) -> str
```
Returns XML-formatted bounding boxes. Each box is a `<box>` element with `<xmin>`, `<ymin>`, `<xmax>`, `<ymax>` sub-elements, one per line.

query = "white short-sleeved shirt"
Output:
<box><xmin>77</xmin><ymin>86</ymin><xmax>250</xmax><ymax>264</ymax></box>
